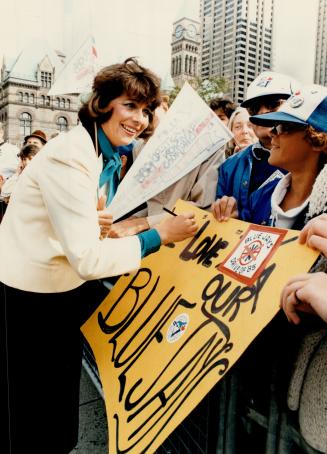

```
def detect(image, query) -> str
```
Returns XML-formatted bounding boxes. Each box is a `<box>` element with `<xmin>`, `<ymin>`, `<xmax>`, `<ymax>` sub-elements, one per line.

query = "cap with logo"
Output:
<box><xmin>249</xmin><ymin>84</ymin><xmax>327</xmax><ymax>134</ymax></box>
<box><xmin>241</xmin><ymin>71</ymin><xmax>300</xmax><ymax>108</ymax></box>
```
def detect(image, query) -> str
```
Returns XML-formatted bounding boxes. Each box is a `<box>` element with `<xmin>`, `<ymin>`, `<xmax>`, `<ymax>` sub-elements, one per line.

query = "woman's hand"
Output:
<box><xmin>299</xmin><ymin>213</ymin><xmax>327</xmax><ymax>257</ymax></box>
<box><xmin>212</xmin><ymin>196</ymin><xmax>238</xmax><ymax>221</ymax></box>
<box><xmin>108</xmin><ymin>217</ymin><xmax>150</xmax><ymax>238</ymax></box>
<box><xmin>280</xmin><ymin>272</ymin><xmax>327</xmax><ymax>324</ymax></box>
<box><xmin>155</xmin><ymin>212</ymin><xmax>198</xmax><ymax>245</ymax></box>
<box><xmin>97</xmin><ymin>196</ymin><xmax>113</xmax><ymax>239</ymax></box>
<box><xmin>120</xmin><ymin>155</ymin><xmax>128</xmax><ymax>180</ymax></box>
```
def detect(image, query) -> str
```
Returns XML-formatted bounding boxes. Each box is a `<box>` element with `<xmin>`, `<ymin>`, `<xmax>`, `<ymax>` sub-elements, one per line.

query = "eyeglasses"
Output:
<box><xmin>247</xmin><ymin>99</ymin><xmax>285</xmax><ymax>116</ymax></box>
<box><xmin>271</xmin><ymin>123</ymin><xmax>308</xmax><ymax>136</ymax></box>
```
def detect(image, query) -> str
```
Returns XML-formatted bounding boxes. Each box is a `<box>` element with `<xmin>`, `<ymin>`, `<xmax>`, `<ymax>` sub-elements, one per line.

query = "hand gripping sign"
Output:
<box><xmin>82</xmin><ymin>200</ymin><xmax>319</xmax><ymax>454</ymax></box>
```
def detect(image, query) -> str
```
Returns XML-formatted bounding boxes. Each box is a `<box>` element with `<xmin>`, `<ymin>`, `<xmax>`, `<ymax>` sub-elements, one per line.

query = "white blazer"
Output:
<box><xmin>0</xmin><ymin>124</ymin><xmax>141</xmax><ymax>293</ymax></box>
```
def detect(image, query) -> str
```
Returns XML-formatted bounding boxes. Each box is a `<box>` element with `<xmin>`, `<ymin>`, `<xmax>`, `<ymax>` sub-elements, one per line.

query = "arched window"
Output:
<box><xmin>41</xmin><ymin>95</ymin><xmax>45</xmax><ymax>106</ymax></box>
<box><xmin>24</xmin><ymin>93</ymin><xmax>29</xmax><ymax>103</ymax></box>
<box><xmin>29</xmin><ymin>94</ymin><xmax>34</xmax><ymax>104</ymax></box>
<box><xmin>56</xmin><ymin>98</ymin><xmax>60</xmax><ymax>108</ymax></box>
<box><xmin>17</xmin><ymin>92</ymin><xmax>23</xmax><ymax>102</ymax></box>
<box><xmin>60</xmin><ymin>98</ymin><xmax>65</xmax><ymax>109</ymax></box>
<box><xmin>57</xmin><ymin>116</ymin><xmax>68</xmax><ymax>131</ymax></box>
<box><xmin>19</xmin><ymin>112</ymin><xmax>32</xmax><ymax>137</ymax></box>
<box><xmin>66</xmin><ymin>99</ymin><xmax>70</xmax><ymax>109</ymax></box>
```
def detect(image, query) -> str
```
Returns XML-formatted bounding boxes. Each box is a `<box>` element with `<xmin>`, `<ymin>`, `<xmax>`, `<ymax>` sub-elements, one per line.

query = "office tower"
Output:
<box><xmin>200</xmin><ymin>0</ymin><xmax>274</xmax><ymax>103</ymax></box>
<box><xmin>315</xmin><ymin>0</ymin><xmax>327</xmax><ymax>85</ymax></box>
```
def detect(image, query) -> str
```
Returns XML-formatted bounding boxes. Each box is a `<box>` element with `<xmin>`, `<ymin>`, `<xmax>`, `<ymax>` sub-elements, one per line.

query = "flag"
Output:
<box><xmin>48</xmin><ymin>36</ymin><xmax>99</xmax><ymax>96</ymax></box>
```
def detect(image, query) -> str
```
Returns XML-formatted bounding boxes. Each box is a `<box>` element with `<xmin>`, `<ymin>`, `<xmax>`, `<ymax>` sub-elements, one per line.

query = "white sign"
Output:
<box><xmin>107</xmin><ymin>82</ymin><xmax>232</xmax><ymax>220</ymax></box>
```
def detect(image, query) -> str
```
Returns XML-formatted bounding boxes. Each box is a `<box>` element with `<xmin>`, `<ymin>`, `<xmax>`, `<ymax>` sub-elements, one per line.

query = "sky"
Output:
<box><xmin>0</xmin><ymin>0</ymin><xmax>320</xmax><ymax>86</ymax></box>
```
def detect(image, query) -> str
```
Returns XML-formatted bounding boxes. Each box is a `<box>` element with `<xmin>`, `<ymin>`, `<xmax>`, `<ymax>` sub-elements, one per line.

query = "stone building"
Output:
<box><xmin>0</xmin><ymin>43</ymin><xmax>80</xmax><ymax>146</ymax></box>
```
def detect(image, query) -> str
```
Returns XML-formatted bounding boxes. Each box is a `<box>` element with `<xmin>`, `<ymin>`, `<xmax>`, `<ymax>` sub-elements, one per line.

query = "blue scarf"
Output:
<box><xmin>98</xmin><ymin>127</ymin><xmax>122</xmax><ymax>207</ymax></box>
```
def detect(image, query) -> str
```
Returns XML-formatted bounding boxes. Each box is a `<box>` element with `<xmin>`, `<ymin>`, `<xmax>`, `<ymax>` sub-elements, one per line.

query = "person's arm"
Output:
<box><xmin>39</xmin><ymin>141</ymin><xmax>198</xmax><ymax>279</ymax></box>
<box><xmin>280</xmin><ymin>272</ymin><xmax>327</xmax><ymax>324</ymax></box>
<box><xmin>212</xmin><ymin>196</ymin><xmax>239</xmax><ymax>221</ymax></box>
<box><xmin>280</xmin><ymin>214</ymin><xmax>327</xmax><ymax>324</ymax></box>
<box><xmin>108</xmin><ymin>216</ymin><xmax>150</xmax><ymax>237</ymax></box>
<box><xmin>298</xmin><ymin>214</ymin><xmax>327</xmax><ymax>256</ymax></box>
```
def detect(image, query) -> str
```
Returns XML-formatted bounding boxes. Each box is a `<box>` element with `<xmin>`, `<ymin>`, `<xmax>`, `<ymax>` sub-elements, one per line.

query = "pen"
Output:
<box><xmin>163</xmin><ymin>207</ymin><xmax>177</xmax><ymax>217</ymax></box>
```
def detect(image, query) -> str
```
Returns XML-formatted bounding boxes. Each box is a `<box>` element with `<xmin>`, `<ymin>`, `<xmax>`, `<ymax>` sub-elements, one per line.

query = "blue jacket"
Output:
<box><xmin>245</xmin><ymin>179</ymin><xmax>278</xmax><ymax>225</ymax></box>
<box><xmin>216</xmin><ymin>143</ymin><xmax>285</xmax><ymax>220</ymax></box>
<box><xmin>246</xmin><ymin>179</ymin><xmax>308</xmax><ymax>230</ymax></box>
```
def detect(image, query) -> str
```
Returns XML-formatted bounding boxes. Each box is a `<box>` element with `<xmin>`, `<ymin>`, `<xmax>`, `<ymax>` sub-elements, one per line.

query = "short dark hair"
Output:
<box><xmin>209</xmin><ymin>96</ymin><xmax>238</xmax><ymax>118</ymax></box>
<box><xmin>78</xmin><ymin>58</ymin><xmax>161</xmax><ymax>141</ymax></box>
<box><xmin>18</xmin><ymin>144</ymin><xmax>40</xmax><ymax>160</ymax></box>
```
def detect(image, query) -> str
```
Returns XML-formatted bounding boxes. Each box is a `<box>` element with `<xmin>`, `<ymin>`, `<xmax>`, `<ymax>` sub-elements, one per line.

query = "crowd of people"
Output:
<box><xmin>1</xmin><ymin>58</ymin><xmax>327</xmax><ymax>453</ymax></box>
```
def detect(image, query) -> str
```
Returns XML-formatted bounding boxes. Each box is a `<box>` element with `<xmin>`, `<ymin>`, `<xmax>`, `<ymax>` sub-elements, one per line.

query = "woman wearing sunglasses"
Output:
<box><xmin>212</xmin><ymin>86</ymin><xmax>327</xmax><ymax>452</ymax></box>
<box><xmin>213</xmin><ymin>85</ymin><xmax>327</xmax><ymax>230</ymax></box>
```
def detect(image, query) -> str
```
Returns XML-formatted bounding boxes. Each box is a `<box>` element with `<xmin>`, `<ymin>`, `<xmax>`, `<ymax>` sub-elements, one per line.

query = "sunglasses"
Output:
<box><xmin>247</xmin><ymin>99</ymin><xmax>285</xmax><ymax>116</ymax></box>
<box><xmin>271</xmin><ymin>123</ymin><xmax>308</xmax><ymax>136</ymax></box>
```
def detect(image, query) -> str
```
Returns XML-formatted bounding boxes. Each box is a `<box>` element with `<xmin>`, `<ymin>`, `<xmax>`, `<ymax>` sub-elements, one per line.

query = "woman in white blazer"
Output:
<box><xmin>1</xmin><ymin>59</ymin><xmax>198</xmax><ymax>454</ymax></box>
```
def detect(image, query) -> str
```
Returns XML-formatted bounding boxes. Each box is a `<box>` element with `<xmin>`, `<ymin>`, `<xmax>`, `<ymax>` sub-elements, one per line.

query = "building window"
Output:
<box><xmin>19</xmin><ymin>112</ymin><xmax>32</xmax><ymax>137</ymax></box>
<box><xmin>29</xmin><ymin>94</ymin><xmax>35</xmax><ymax>104</ymax></box>
<box><xmin>57</xmin><ymin>116</ymin><xmax>68</xmax><ymax>131</ymax></box>
<box><xmin>41</xmin><ymin>71</ymin><xmax>52</xmax><ymax>88</ymax></box>
<box><xmin>17</xmin><ymin>92</ymin><xmax>23</xmax><ymax>102</ymax></box>
<box><xmin>24</xmin><ymin>93</ymin><xmax>29</xmax><ymax>104</ymax></box>
<box><xmin>60</xmin><ymin>98</ymin><xmax>65</xmax><ymax>109</ymax></box>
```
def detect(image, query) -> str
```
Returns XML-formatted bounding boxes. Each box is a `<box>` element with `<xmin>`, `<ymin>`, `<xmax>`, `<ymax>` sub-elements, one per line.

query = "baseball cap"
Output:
<box><xmin>241</xmin><ymin>71</ymin><xmax>300</xmax><ymax>108</ymax></box>
<box><xmin>249</xmin><ymin>84</ymin><xmax>327</xmax><ymax>133</ymax></box>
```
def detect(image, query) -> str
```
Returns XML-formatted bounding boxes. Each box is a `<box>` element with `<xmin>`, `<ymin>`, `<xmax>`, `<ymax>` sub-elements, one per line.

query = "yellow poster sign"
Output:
<box><xmin>81</xmin><ymin>200</ymin><xmax>319</xmax><ymax>454</ymax></box>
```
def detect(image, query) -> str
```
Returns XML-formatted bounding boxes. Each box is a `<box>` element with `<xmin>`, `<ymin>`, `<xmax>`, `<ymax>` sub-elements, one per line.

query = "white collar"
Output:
<box><xmin>270</xmin><ymin>173</ymin><xmax>309</xmax><ymax>228</ymax></box>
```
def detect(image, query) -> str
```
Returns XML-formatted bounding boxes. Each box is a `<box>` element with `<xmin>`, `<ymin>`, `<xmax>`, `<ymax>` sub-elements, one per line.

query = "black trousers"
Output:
<box><xmin>2</xmin><ymin>280</ymin><xmax>108</xmax><ymax>454</ymax></box>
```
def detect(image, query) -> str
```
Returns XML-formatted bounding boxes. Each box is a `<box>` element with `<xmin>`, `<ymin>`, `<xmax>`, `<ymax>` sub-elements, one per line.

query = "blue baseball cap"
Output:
<box><xmin>250</xmin><ymin>84</ymin><xmax>327</xmax><ymax>133</ymax></box>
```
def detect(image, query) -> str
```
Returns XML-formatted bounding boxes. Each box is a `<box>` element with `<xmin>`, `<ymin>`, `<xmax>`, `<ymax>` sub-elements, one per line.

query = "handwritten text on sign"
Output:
<box><xmin>82</xmin><ymin>200</ymin><xmax>318</xmax><ymax>454</ymax></box>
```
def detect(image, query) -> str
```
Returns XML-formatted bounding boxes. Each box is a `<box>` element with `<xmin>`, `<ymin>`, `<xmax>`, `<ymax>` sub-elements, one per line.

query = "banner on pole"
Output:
<box><xmin>48</xmin><ymin>36</ymin><xmax>99</xmax><ymax>96</ymax></box>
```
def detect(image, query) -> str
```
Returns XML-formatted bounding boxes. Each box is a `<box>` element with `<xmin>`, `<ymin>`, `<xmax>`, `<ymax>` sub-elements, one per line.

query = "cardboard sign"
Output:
<box><xmin>81</xmin><ymin>200</ymin><xmax>319</xmax><ymax>454</ymax></box>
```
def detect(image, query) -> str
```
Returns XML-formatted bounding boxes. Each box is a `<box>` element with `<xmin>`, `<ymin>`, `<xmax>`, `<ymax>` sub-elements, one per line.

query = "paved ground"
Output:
<box><xmin>70</xmin><ymin>367</ymin><xmax>108</xmax><ymax>454</ymax></box>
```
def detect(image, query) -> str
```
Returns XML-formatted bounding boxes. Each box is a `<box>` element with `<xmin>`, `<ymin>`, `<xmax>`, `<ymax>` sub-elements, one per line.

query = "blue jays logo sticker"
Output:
<box><xmin>166</xmin><ymin>313</ymin><xmax>189</xmax><ymax>343</ymax></box>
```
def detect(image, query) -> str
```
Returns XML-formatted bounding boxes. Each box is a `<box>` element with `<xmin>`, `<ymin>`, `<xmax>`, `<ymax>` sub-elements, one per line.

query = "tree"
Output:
<box><xmin>168</xmin><ymin>75</ymin><xmax>231</xmax><ymax>106</ymax></box>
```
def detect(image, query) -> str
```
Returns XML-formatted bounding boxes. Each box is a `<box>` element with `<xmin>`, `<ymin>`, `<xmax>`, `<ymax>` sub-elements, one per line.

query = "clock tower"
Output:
<box><xmin>171</xmin><ymin>17</ymin><xmax>201</xmax><ymax>88</ymax></box>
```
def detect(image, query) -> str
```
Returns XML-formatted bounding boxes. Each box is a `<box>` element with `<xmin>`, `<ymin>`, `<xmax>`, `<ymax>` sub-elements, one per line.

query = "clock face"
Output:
<box><xmin>175</xmin><ymin>24</ymin><xmax>184</xmax><ymax>39</ymax></box>
<box><xmin>186</xmin><ymin>24</ymin><xmax>197</xmax><ymax>39</ymax></box>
